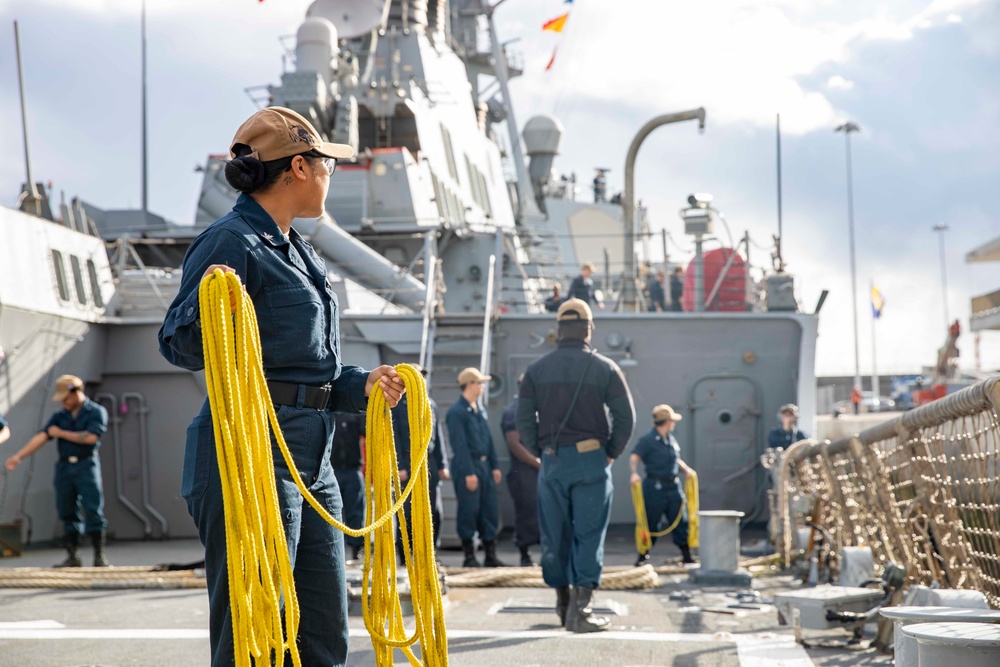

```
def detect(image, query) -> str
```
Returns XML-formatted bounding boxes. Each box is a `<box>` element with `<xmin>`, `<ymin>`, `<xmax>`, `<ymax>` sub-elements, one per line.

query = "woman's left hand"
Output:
<box><xmin>365</xmin><ymin>365</ymin><xmax>405</xmax><ymax>407</ymax></box>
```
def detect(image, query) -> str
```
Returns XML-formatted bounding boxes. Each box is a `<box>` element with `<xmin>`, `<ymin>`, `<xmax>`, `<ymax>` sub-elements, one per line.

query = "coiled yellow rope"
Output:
<box><xmin>199</xmin><ymin>270</ymin><xmax>447</xmax><ymax>667</ymax></box>
<box><xmin>632</xmin><ymin>472</ymin><xmax>700</xmax><ymax>556</ymax></box>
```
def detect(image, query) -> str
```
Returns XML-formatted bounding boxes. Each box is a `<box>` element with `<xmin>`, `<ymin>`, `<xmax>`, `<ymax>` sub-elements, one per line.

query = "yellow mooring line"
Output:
<box><xmin>200</xmin><ymin>269</ymin><xmax>447</xmax><ymax>667</ymax></box>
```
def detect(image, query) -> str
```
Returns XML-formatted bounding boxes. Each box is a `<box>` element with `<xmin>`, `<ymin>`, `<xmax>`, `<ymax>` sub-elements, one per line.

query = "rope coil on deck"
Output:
<box><xmin>199</xmin><ymin>270</ymin><xmax>446</xmax><ymax>667</ymax></box>
<box><xmin>632</xmin><ymin>472</ymin><xmax>700</xmax><ymax>555</ymax></box>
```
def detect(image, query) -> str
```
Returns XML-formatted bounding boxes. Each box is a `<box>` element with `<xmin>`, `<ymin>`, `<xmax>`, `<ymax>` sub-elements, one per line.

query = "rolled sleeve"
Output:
<box><xmin>84</xmin><ymin>406</ymin><xmax>109</xmax><ymax>437</ymax></box>
<box><xmin>329</xmin><ymin>365</ymin><xmax>370</xmax><ymax>414</ymax></box>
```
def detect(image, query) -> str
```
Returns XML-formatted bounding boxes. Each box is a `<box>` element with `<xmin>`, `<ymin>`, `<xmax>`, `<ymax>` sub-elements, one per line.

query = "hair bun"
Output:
<box><xmin>224</xmin><ymin>155</ymin><xmax>267</xmax><ymax>193</ymax></box>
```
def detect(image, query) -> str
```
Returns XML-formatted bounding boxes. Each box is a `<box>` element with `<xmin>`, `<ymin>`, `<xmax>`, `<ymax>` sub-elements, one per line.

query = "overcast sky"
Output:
<box><xmin>0</xmin><ymin>0</ymin><xmax>998</xmax><ymax>377</ymax></box>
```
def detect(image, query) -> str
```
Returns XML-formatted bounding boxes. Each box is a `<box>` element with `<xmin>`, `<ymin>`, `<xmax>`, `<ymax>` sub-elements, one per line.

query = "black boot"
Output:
<box><xmin>634</xmin><ymin>552</ymin><xmax>650</xmax><ymax>567</ymax></box>
<box><xmin>680</xmin><ymin>545</ymin><xmax>695</xmax><ymax>564</ymax></box>
<box><xmin>461</xmin><ymin>540</ymin><xmax>480</xmax><ymax>568</ymax></box>
<box><xmin>565</xmin><ymin>586</ymin><xmax>610</xmax><ymax>633</ymax></box>
<box><xmin>54</xmin><ymin>533</ymin><xmax>82</xmax><ymax>568</ymax></box>
<box><xmin>555</xmin><ymin>586</ymin><xmax>570</xmax><ymax>627</ymax></box>
<box><xmin>519</xmin><ymin>545</ymin><xmax>535</xmax><ymax>567</ymax></box>
<box><xmin>483</xmin><ymin>541</ymin><xmax>507</xmax><ymax>567</ymax></box>
<box><xmin>89</xmin><ymin>531</ymin><xmax>110</xmax><ymax>567</ymax></box>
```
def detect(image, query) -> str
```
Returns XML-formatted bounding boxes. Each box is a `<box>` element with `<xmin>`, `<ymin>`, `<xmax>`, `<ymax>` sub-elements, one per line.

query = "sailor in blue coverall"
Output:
<box><xmin>5</xmin><ymin>374</ymin><xmax>110</xmax><ymax>567</ymax></box>
<box><xmin>392</xmin><ymin>376</ymin><xmax>449</xmax><ymax>562</ymax></box>
<box><xmin>630</xmin><ymin>404</ymin><xmax>696</xmax><ymax>566</ymax></box>
<box><xmin>516</xmin><ymin>299</ymin><xmax>636</xmax><ymax>633</ymax></box>
<box><xmin>158</xmin><ymin>107</ymin><xmax>404</xmax><ymax>667</ymax></box>
<box><xmin>767</xmin><ymin>403</ymin><xmax>808</xmax><ymax>450</ymax></box>
<box><xmin>446</xmin><ymin>367</ymin><xmax>506</xmax><ymax>568</ymax></box>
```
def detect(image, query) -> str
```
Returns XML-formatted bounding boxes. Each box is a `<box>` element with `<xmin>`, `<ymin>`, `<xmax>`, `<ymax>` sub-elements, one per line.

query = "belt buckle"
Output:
<box><xmin>543</xmin><ymin>447</ymin><xmax>556</xmax><ymax>456</ymax></box>
<box><xmin>654</xmin><ymin>480</ymin><xmax>663</xmax><ymax>491</ymax></box>
<box><xmin>68</xmin><ymin>456</ymin><xmax>79</xmax><ymax>464</ymax></box>
<box><xmin>318</xmin><ymin>383</ymin><xmax>332</xmax><ymax>411</ymax></box>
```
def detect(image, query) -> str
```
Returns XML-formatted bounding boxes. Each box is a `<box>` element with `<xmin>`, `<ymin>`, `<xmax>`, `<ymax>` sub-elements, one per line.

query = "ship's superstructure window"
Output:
<box><xmin>51</xmin><ymin>250</ymin><xmax>70</xmax><ymax>302</ymax></box>
<box><xmin>86</xmin><ymin>259</ymin><xmax>105</xmax><ymax>308</ymax></box>
<box><xmin>70</xmin><ymin>255</ymin><xmax>88</xmax><ymax>305</ymax></box>
<box><xmin>441</xmin><ymin>124</ymin><xmax>459</xmax><ymax>183</ymax></box>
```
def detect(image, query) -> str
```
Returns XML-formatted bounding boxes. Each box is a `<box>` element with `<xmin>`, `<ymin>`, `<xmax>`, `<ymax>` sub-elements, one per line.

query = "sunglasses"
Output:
<box><xmin>304</xmin><ymin>151</ymin><xmax>336</xmax><ymax>175</ymax></box>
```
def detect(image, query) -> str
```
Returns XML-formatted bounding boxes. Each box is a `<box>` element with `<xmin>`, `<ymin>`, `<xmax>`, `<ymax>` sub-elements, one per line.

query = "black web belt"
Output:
<box><xmin>267</xmin><ymin>381</ymin><xmax>331</xmax><ymax>411</ymax></box>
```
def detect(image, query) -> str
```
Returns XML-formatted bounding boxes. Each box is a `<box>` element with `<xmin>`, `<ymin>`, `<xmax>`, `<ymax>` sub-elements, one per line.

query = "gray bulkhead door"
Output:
<box><xmin>688</xmin><ymin>375</ymin><xmax>761</xmax><ymax>516</ymax></box>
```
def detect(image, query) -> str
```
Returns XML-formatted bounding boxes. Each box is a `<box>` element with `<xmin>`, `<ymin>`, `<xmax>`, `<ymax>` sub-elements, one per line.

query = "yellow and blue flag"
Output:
<box><xmin>871</xmin><ymin>285</ymin><xmax>885</xmax><ymax>319</ymax></box>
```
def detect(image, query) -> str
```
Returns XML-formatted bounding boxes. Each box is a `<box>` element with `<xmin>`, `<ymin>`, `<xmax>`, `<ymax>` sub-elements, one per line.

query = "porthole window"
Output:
<box><xmin>51</xmin><ymin>250</ymin><xmax>70</xmax><ymax>302</ymax></box>
<box><xmin>70</xmin><ymin>255</ymin><xmax>88</xmax><ymax>305</ymax></box>
<box><xmin>86</xmin><ymin>259</ymin><xmax>105</xmax><ymax>308</ymax></box>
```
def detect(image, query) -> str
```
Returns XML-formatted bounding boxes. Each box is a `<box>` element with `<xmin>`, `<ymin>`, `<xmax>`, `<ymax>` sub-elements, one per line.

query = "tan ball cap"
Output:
<box><xmin>457</xmin><ymin>368</ymin><xmax>491</xmax><ymax>385</ymax></box>
<box><xmin>652</xmin><ymin>404</ymin><xmax>683</xmax><ymax>422</ymax></box>
<box><xmin>556</xmin><ymin>298</ymin><xmax>594</xmax><ymax>323</ymax></box>
<box><xmin>51</xmin><ymin>374</ymin><xmax>84</xmax><ymax>402</ymax></box>
<box><xmin>230</xmin><ymin>106</ymin><xmax>355</xmax><ymax>161</ymax></box>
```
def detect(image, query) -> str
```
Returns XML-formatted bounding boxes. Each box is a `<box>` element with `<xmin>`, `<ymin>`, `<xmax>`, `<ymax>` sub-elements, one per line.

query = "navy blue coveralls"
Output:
<box><xmin>647</xmin><ymin>279</ymin><xmax>666</xmax><ymax>312</ymax></box>
<box><xmin>330</xmin><ymin>412</ymin><xmax>365</xmax><ymax>553</ymax></box>
<box><xmin>632</xmin><ymin>428</ymin><xmax>688</xmax><ymax>549</ymax></box>
<box><xmin>392</xmin><ymin>394</ymin><xmax>447</xmax><ymax>551</ymax></box>
<box><xmin>44</xmin><ymin>398</ymin><xmax>109</xmax><ymax>536</ymax></box>
<box><xmin>767</xmin><ymin>426</ymin><xmax>807</xmax><ymax>449</ymax></box>
<box><xmin>445</xmin><ymin>395</ymin><xmax>499</xmax><ymax>543</ymax></box>
<box><xmin>158</xmin><ymin>194</ymin><xmax>370</xmax><ymax>667</ymax></box>
<box><xmin>567</xmin><ymin>274</ymin><xmax>595</xmax><ymax>304</ymax></box>
<box><xmin>501</xmin><ymin>399</ymin><xmax>539</xmax><ymax>549</ymax></box>
<box><xmin>516</xmin><ymin>339</ymin><xmax>635</xmax><ymax>590</ymax></box>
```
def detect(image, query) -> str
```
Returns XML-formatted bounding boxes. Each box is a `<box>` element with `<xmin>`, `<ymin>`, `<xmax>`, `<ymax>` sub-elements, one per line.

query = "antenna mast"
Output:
<box><xmin>141</xmin><ymin>0</ymin><xmax>149</xmax><ymax>221</ymax></box>
<box><xmin>14</xmin><ymin>21</ymin><xmax>40</xmax><ymax>216</ymax></box>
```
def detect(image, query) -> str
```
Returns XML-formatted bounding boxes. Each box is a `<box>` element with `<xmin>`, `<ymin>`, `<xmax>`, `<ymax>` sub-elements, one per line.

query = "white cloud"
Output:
<box><xmin>947</xmin><ymin>13</ymin><xmax>964</xmax><ymax>23</ymax></box>
<box><xmin>826</xmin><ymin>75</ymin><xmax>855</xmax><ymax>90</ymax></box>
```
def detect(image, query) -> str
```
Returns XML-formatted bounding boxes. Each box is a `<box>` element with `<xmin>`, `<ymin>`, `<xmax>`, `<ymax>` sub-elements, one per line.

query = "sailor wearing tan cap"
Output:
<box><xmin>516</xmin><ymin>298</ymin><xmax>636</xmax><ymax>633</ymax></box>
<box><xmin>630</xmin><ymin>404</ymin><xmax>696</xmax><ymax>566</ymax></box>
<box><xmin>446</xmin><ymin>367</ymin><xmax>506</xmax><ymax>568</ymax></box>
<box><xmin>5</xmin><ymin>374</ymin><xmax>110</xmax><ymax>567</ymax></box>
<box><xmin>158</xmin><ymin>106</ymin><xmax>405</xmax><ymax>667</ymax></box>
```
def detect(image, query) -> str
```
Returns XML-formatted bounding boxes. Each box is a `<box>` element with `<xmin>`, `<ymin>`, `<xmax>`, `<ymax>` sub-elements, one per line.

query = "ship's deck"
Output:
<box><xmin>0</xmin><ymin>530</ymin><xmax>892</xmax><ymax>666</ymax></box>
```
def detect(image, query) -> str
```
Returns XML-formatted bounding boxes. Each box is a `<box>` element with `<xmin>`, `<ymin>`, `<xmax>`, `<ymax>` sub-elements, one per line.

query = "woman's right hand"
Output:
<box><xmin>630</xmin><ymin>472</ymin><xmax>641</xmax><ymax>485</ymax></box>
<box><xmin>465</xmin><ymin>474</ymin><xmax>479</xmax><ymax>492</ymax></box>
<box><xmin>202</xmin><ymin>265</ymin><xmax>240</xmax><ymax>310</ymax></box>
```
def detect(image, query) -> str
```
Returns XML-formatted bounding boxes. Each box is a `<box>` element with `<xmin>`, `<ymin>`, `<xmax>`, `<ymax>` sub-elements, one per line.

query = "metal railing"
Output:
<box><xmin>778</xmin><ymin>376</ymin><xmax>1000</xmax><ymax>606</ymax></box>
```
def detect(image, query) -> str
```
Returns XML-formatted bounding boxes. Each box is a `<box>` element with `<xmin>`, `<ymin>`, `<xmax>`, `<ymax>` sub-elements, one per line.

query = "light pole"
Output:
<box><xmin>835</xmin><ymin>121</ymin><xmax>862</xmax><ymax>393</ymax></box>
<box><xmin>933</xmin><ymin>223</ymin><xmax>949</xmax><ymax>329</ymax></box>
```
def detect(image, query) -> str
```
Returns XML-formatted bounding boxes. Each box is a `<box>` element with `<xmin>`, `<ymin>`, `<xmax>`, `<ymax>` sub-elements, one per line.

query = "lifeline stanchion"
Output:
<box><xmin>632</xmin><ymin>471</ymin><xmax>700</xmax><ymax>556</ymax></box>
<box><xmin>199</xmin><ymin>270</ymin><xmax>447</xmax><ymax>667</ymax></box>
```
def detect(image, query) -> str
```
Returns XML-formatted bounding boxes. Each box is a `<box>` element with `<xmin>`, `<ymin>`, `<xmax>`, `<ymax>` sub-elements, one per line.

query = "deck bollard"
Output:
<box><xmin>690</xmin><ymin>510</ymin><xmax>751</xmax><ymax>587</ymax></box>
<box><xmin>901</xmin><ymin>622</ymin><xmax>1000</xmax><ymax>667</ymax></box>
<box><xmin>880</xmin><ymin>607</ymin><xmax>1000</xmax><ymax>665</ymax></box>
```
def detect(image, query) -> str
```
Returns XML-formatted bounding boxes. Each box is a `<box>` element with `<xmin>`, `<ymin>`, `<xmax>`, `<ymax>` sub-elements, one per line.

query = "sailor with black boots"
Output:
<box><xmin>446</xmin><ymin>368</ymin><xmax>506</xmax><ymax>568</ymax></box>
<box><xmin>630</xmin><ymin>405</ymin><xmax>696</xmax><ymax>566</ymax></box>
<box><xmin>5</xmin><ymin>374</ymin><xmax>112</xmax><ymax>568</ymax></box>
<box><xmin>516</xmin><ymin>299</ymin><xmax>636</xmax><ymax>632</ymax></box>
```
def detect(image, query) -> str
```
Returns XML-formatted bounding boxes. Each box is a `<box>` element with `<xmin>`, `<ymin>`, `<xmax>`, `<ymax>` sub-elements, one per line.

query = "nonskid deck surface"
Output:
<box><xmin>0</xmin><ymin>537</ymin><xmax>891</xmax><ymax>667</ymax></box>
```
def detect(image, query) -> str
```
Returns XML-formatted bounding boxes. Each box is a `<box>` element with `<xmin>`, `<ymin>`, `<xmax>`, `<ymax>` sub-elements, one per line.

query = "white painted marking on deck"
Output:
<box><xmin>0</xmin><ymin>620</ymin><xmax>66</xmax><ymax>629</ymax></box>
<box><xmin>735</xmin><ymin>633</ymin><xmax>814</xmax><ymax>667</ymax></box>
<box><xmin>0</xmin><ymin>621</ymin><xmax>814</xmax><ymax>665</ymax></box>
<box><xmin>0</xmin><ymin>628</ymin><xmax>210</xmax><ymax>639</ymax></box>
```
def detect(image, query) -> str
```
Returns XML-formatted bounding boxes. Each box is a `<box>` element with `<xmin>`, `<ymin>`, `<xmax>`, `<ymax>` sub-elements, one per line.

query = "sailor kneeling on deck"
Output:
<box><xmin>631</xmin><ymin>404</ymin><xmax>696</xmax><ymax>566</ymax></box>
<box><xmin>516</xmin><ymin>298</ymin><xmax>636</xmax><ymax>633</ymax></box>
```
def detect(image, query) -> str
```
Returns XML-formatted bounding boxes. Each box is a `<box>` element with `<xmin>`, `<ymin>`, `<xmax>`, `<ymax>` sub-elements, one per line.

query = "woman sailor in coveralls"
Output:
<box><xmin>158</xmin><ymin>107</ymin><xmax>404</xmax><ymax>667</ymax></box>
